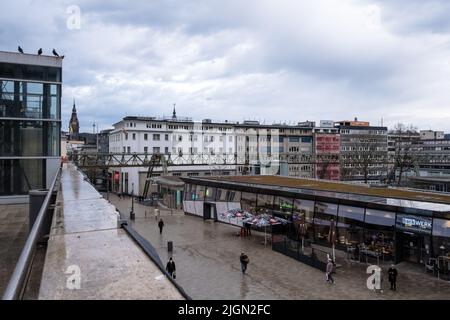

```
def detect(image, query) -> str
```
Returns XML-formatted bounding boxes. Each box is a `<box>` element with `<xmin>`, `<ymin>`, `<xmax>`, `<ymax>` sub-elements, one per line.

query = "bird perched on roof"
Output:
<box><xmin>18</xmin><ymin>46</ymin><xmax>24</xmax><ymax>53</ymax></box>
<box><xmin>52</xmin><ymin>49</ymin><xmax>59</xmax><ymax>57</ymax></box>
<box><xmin>38</xmin><ymin>48</ymin><xmax>42</xmax><ymax>55</ymax></box>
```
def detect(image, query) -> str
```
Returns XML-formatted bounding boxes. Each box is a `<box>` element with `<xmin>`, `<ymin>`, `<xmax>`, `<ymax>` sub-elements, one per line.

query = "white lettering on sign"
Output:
<box><xmin>402</xmin><ymin>217</ymin><xmax>431</xmax><ymax>230</ymax></box>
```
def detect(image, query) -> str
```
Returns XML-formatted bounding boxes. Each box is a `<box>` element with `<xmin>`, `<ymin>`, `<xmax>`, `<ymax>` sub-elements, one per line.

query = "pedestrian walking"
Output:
<box><xmin>388</xmin><ymin>264</ymin><xmax>398</xmax><ymax>291</ymax></box>
<box><xmin>240</xmin><ymin>253</ymin><xmax>249</xmax><ymax>274</ymax></box>
<box><xmin>154</xmin><ymin>207</ymin><xmax>159</xmax><ymax>221</ymax></box>
<box><xmin>326</xmin><ymin>258</ymin><xmax>335</xmax><ymax>284</ymax></box>
<box><xmin>158</xmin><ymin>218</ymin><xmax>164</xmax><ymax>234</ymax></box>
<box><xmin>166</xmin><ymin>257</ymin><xmax>176</xmax><ymax>279</ymax></box>
<box><xmin>245</xmin><ymin>222</ymin><xmax>252</xmax><ymax>236</ymax></box>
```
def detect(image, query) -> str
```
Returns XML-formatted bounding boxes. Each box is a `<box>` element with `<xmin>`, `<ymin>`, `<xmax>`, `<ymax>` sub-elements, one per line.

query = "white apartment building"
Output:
<box><xmin>108</xmin><ymin>115</ymin><xmax>237</xmax><ymax>196</ymax></box>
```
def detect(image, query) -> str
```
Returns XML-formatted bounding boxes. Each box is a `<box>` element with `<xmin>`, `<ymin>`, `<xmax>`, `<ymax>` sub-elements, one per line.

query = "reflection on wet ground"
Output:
<box><xmin>110</xmin><ymin>194</ymin><xmax>450</xmax><ymax>300</ymax></box>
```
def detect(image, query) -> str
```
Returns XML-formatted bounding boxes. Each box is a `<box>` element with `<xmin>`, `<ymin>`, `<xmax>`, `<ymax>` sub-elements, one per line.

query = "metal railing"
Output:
<box><xmin>2</xmin><ymin>167</ymin><xmax>61</xmax><ymax>300</ymax></box>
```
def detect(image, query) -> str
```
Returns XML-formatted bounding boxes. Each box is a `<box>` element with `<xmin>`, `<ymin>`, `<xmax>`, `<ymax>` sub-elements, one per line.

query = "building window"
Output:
<box><xmin>144</xmin><ymin>147</ymin><xmax>148</xmax><ymax>153</ymax></box>
<box><xmin>153</xmin><ymin>134</ymin><xmax>160</xmax><ymax>141</ymax></box>
<box><xmin>153</xmin><ymin>147</ymin><xmax>160</xmax><ymax>154</ymax></box>
<box><xmin>144</xmin><ymin>134</ymin><xmax>148</xmax><ymax>140</ymax></box>
<box><xmin>132</xmin><ymin>133</ymin><xmax>136</xmax><ymax>140</ymax></box>
<box><xmin>165</xmin><ymin>134</ymin><xmax>169</xmax><ymax>141</ymax></box>
<box><xmin>165</xmin><ymin>147</ymin><xmax>169</xmax><ymax>154</ymax></box>
<box><xmin>127</xmin><ymin>146</ymin><xmax>131</xmax><ymax>153</ymax></box>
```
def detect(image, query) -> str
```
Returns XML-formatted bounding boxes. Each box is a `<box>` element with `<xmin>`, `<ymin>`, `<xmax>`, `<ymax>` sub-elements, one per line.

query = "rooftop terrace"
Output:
<box><xmin>38</xmin><ymin>163</ymin><xmax>184</xmax><ymax>299</ymax></box>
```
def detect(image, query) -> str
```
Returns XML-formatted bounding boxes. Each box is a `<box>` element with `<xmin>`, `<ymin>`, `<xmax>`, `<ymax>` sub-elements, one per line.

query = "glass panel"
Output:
<box><xmin>0</xmin><ymin>159</ymin><xmax>44</xmax><ymax>195</ymax></box>
<box><xmin>46</xmin><ymin>122</ymin><xmax>60</xmax><ymax>156</ymax></box>
<box><xmin>0</xmin><ymin>120</ymin><xmax>45</xmax><ymax>156</ymax></box>
<box><xmin>314</xmin><ymin>202</ymin><xmax>338</xmax><ymax>246</ymax></box>
<box><xmin>274</xmin><ymin>196</ymin><xmax>293</xmax><ymax>215</ymax></box>
<box><xmin>188</xmin><ymin>184</ymin><xmax>197</xmax><ymax>200</ymax></box>
<box><xmin>365</xmin><ymin>209</ymin><xmax>395</xmax><ymax>226</ymax></box>
<box><xmin>50</xmin><ymin>96</ymin><xmax>58</xmax><ymax>119</ymax></box>
<box><xmin>216</xmin><ymin>188</ymin><xmax>228</xmax><ymax>201</ymax></box>
<box><xmin>336</xmin><ymin>205</ymin><xmax>365</xmax><ymax>248</ymax></box>
<box><xmin>25</xmin><ymin>95</ymin><xmax>43</xmax><ymax>118</ymax></box>
<box><xmin>432</xmin><ymin>219</ymin><xmax>450</xmax><ymax>237</ymax></box>
<box><xmin>0</xmin><ymin>81</ymin><xmax>60</xmax><ymax>119</ymax></box>
<box><xmin>1</xmin><ymin>80</ymin><xmax>14</xmax><ymax>92</ymax></box>
<box><xmin>50</xmin><ymin>84</ymin><xmax>57</xmax><ymax>95</ymax></box>
<box><xmin>241</xmin><ymin>192</ymin><xmax>257</xmax><ymax>212</ymax></box>
<box><xmin>363</xmin><ymin>209</ymin><xmax>395</xmax><ymax>261</ymax></box>
<box><xmin>293</xmin><ymin>199</ymin><xmax>314</xmax><ymax>244</ymax></box>
<box><xmin>183</xmin><ymin>184</ymin><xmax>189</xmax><ymax>200</ymax></box>
<box><xmin>27</xmin><ymin>82</ymin><xmax>43</xmax><ymax>94</ymax></box>
<box><xmin>195</xmin><ymin>185</ymin><xmax>205</xmax><ymax>200</ymax></box>
<box><xmin>256</xmin><ymin>193</ymin><xmax>274</xmax><ymax>211</ymax></box>
<box><xmin>433</xmin><ymin>218</ymin><xmax>450</xmax><ymax>257</ymax></box>
<box><xmin>228</xmin><ymin>190</ymin><xmax>241</xmax><ymax>202</ymax></box>
<box><xmin>205</xmin><ymin>187</ymin><xmax>216</xmax><ymax>201</ymax></box>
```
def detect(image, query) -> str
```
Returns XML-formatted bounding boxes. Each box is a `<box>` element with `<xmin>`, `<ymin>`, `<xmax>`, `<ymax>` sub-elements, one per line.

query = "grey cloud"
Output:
<box><xmin>2</xmin><ymin>0</ymin><xmax>450</xmax><ymax>132</ymax></box>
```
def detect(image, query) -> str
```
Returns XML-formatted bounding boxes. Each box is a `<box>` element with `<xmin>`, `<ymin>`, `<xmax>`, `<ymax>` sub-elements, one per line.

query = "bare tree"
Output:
<box><xmin>387</xmin><ymin>123</ymin><xmax>420</xmax><ymax>186</ymax></box>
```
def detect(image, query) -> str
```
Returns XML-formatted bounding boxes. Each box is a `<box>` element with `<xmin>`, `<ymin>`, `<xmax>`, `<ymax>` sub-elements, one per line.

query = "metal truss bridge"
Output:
<box><xmin>73</xmin><ymin>152</ymin><xmax>322</xmax><ymax>168</ymax></box>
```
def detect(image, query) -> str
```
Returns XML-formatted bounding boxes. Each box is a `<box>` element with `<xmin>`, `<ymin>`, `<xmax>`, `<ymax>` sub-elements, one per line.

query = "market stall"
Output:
<box><xmin>243</xmin><ymin>214</ymin><xmax>291</xmax><ymax>246</ymax></box>
<box><xmin>219</xmin><ymin>208</ymin><xmax>253</xmax><ymax>227</ymax></box>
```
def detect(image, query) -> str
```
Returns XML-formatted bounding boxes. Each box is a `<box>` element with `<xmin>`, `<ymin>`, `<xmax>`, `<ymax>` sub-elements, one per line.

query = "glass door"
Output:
<box><xmin>402</xmin><ymin>232</ymin><xmax>420</xmax><ymax>263</ymax></box>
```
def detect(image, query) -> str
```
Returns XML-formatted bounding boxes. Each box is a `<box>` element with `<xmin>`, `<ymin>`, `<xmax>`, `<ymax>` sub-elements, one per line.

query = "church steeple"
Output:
<box><xmin>69</xmin><ymin>98</ymin><xmax>80</xmax><ymax>140</ymax></box>
<box><xmin>172</xmin><ymin>103</ymin><xmax>177</xmax><ymax>119</ymax></box>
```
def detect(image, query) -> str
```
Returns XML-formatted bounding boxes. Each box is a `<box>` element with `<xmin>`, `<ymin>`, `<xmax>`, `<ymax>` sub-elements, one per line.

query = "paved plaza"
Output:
<box><xmin>111</xmin><ymin>194</ymin><xmax>450</xmax><ymax>299</ymax></box>
<box><xmin>0</xmin><ymin>204</ymin><xmax>28</xmax><ymax>296</ymax></box>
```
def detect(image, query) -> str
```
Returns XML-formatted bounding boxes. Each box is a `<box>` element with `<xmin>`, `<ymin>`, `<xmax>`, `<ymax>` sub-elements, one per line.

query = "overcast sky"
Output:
<box><xmin>2</xmin><ymin>0</ymin><xmax>450</xmax><ymax>132</ymax></box>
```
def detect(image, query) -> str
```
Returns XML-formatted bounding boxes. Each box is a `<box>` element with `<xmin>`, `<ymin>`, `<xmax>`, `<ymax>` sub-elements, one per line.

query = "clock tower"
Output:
<box><xmin>69</xmin><ymin>99</ymin><xmax>80</xmax><ymax>140</ymax></box>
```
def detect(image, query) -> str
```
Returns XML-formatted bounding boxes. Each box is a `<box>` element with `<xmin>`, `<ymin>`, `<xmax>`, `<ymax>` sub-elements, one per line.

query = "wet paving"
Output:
<box><xmin>39</xmin><ymin>163</ymin><xmax>183</xmax><ymax>300</ymax></box>
<box><xmin>109</xmin><ymin>194</ymin><xmax>450</xmax><ymax>300</ymax></box>
<box><xmin>0</xmin><ymin>204</ymin><xmax>28</xmax><ymax>296</ymax></box>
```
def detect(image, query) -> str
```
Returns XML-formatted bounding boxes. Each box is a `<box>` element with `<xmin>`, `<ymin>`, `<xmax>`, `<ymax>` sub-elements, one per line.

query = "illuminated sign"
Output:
<box><xmin>396</xmin><ymin>214</ymin><xmax>432</xmax><ymax>234</ymax></box>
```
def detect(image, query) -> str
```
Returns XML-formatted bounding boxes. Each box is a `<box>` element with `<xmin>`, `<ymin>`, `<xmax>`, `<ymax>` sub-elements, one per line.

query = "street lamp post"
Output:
<box><xmin>106</xmin><ymin>172</ymin><xmax>109</xmax><ymax>201</ymax></box>
<box><xmin>130</xmin><ymin>183</ymin><xmax>135</xmax><ymax>220</ymax></box>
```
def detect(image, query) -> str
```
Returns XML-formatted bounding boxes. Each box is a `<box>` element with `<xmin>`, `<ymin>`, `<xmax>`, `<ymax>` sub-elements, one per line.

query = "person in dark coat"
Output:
<box><xmin>166</xmin><ymin>257</ymin><xmax>176</xmax><ymax>278</ymax></box>
<box><xmin>245</xmin><ymin>222</ymin><xmax>252</xmax><ymax>236</ymax></box>
<box><xmin>240</xmin><ymin>253</ymin><xmax>249</xmax><ymax>274</ymax></box>
<box><xmin>158</xmin><ymin>218</ymin><xmax>164</xmax><ymax>234</ymax></box>
<box><xmin>388</xmin><ymin>264</ymin><xmax>398</xmax><ymax>290</ymax></box>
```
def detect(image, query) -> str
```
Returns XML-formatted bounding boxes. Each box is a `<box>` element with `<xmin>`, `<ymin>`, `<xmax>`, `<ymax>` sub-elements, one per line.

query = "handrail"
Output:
<box><xmin>2</xmin><ymin>167</ymin><xmax>61</xmax><ymax>300</ymax></box>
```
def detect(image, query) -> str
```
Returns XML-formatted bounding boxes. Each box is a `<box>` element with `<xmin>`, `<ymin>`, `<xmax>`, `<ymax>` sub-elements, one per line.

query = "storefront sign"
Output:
<box><xmin>396</xmin><ymin>214</ymin><xmax>432</xmax><ymax>234</ymax></box>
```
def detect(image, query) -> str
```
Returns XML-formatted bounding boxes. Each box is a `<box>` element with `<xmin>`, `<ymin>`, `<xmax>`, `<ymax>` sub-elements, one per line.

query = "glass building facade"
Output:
<box><xmin>182</xmin><ymin>177</ymin><xmax>450</xmax><ymax>276</ymax></box>
<box><xmin>0</xmin><ymin>52</ymin><xmax>62</xmax><ymax>196</ymax></box>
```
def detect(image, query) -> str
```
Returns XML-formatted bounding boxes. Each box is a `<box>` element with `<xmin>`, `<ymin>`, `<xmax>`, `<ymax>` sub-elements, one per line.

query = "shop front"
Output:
<box><xmin>395</xmin><ymin>214</ymin><xmax>433</xmax><ymax>264</ymax></box>
<box><xmin>181</xmin><ymin>176</ymin><xmax>450</xmax><ymax>274</ymax></box>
